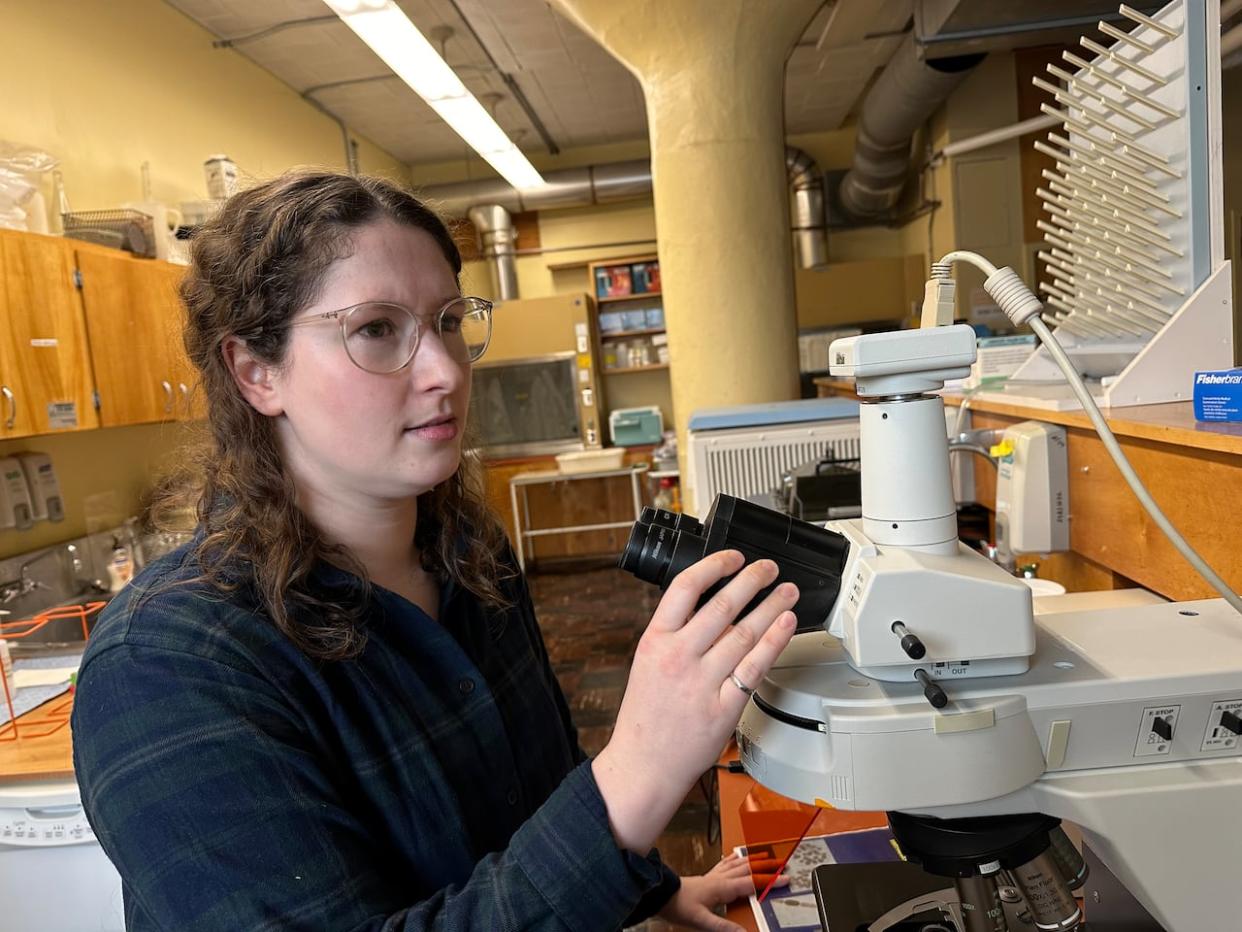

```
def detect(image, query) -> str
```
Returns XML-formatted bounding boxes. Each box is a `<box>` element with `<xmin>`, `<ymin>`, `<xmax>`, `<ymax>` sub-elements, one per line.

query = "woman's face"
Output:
<box><xmin>267</xmin><ymin>219</ymin><xmax>471</xmax><ymax>503</ymax></box>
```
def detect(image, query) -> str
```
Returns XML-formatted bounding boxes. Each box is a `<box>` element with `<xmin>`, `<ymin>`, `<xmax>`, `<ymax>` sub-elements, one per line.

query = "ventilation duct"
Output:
<box><xmin>837</xmin><ymin>36</ymin><xmax>984</xmax><ymax>222</ymax></box>
<box><xmin>424</xmin><ymin>146</ymin><xmax>829</xmax><ymax>291</ymax></box>
<box><xmin>786</xmin><ymin>146</ymin><xmax>827</xmax><ymax>269</ymax></box>
<box><xmin>426</xmin><ymin>161</ymin><xmax>652</xmax><ymax>217</ymax></box>
<box><xmin>467</xmin><ymin>204</ymin><xmax>518</xmax><ymax>301</ymax></box>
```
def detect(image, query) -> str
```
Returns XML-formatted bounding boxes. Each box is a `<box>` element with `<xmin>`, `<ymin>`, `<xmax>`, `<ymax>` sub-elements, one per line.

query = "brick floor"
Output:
<box><xmin>528</xmin><ymin>566</ymin><xmax>723</xmax><ymax>931</ymax></box>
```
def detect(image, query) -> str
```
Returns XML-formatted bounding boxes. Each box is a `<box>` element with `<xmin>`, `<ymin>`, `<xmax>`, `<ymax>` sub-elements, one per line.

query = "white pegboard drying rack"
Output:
<box><xmin>977</xmin><ymin>0</ymin><xmax>1233</xmax><ymax>411</ymax></box>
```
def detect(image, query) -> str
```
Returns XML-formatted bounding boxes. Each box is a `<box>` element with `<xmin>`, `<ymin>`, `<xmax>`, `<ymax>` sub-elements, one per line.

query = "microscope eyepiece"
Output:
<box><xmin>619</xmin><ymin>494</ymin><xmax>851</xmax><ymax>634</ymax></box>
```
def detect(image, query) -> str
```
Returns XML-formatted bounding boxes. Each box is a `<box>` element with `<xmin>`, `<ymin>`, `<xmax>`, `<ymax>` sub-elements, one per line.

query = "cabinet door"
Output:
<box><xmin>145</xmin><ymin>263</ymin><xmax>202</xmax><ymax>422</ymax></box>
<box><xmin>0</xmin><ymin>230</ymin><xmax>99</xmax><ymax>438</ymax></box>
<box><xmin>76</xmin><ymin>248</ymin><xmax>179</xmax><ymax>426</ymax></box>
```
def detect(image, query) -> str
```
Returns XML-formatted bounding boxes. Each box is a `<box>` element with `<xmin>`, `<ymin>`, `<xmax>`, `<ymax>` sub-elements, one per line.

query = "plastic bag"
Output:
<box><xmin>0</xmin><ymin>141</ymin><xmax>58</xmax><ymax>232</ymax></box>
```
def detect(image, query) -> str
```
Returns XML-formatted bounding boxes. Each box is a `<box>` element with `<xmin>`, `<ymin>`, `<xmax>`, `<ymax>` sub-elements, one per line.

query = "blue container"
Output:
<box><xmin>609</xmin><ymin>406</ymin><xmax>664</xmax><ymax>446</ymax></box>
<box><xmin>644</xmin><ymin>306</ymin><xmax>665</xmax><ymax>329</ymax></box>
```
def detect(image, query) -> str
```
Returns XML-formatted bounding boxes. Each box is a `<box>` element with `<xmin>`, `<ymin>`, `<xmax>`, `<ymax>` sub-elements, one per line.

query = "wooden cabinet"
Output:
<box><xmin>76</xmin><ymin>246</ymin><xmax>195</xmax><ymax>426</ymax></box>
<box><xmin>483</xmin><ymin>447</ymin><xmax>655</xmax><ymax>565</ymax></box>
<box><xmin>0</xmin><ymin>230</ymin><xmax>99</xmax><ymax>438</ymax></box>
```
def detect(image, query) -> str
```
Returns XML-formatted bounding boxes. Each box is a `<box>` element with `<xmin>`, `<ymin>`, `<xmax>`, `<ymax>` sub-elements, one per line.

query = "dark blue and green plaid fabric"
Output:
<box><xmin>72</xmin><ymin>541</ymin><xmax>677</xmax><ymax>930</ymax></box>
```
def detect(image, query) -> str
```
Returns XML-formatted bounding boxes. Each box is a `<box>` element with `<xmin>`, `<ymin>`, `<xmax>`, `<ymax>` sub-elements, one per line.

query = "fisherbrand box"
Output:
<box><xmin>1194</xmin><ymin>368</ymin><xmax>1242</xmax><ymax>422</ymax></box>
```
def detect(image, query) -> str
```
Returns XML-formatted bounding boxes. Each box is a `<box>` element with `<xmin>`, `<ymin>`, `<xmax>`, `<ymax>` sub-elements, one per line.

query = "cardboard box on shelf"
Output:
<box><xmin>621</xmin><ymin>309</ymin><xmax>648</xmax><ymax>330</ymax></box>
<box><xmin>595</xmin><ymin>265</ymin><xmax>633</xmax><ymax>299</ymax></box>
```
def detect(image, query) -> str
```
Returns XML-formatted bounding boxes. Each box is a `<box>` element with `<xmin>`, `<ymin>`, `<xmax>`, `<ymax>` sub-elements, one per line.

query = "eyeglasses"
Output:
<box><xmin>289</xmin><ymin>296</ymin><xmax>493</xmax><ymax>374</ymax></box>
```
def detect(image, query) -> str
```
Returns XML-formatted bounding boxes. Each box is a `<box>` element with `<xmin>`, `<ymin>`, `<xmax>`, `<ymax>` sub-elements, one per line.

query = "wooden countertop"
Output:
<box><xmin>813</xmin><ymin>377</ymin><xmax>1242</xmax><ymax>457</ymax></box>
<box><xmin>943</xmin><ymin>395</ymin><xmax>1242</xmax><ymax>457</ymax></box>
<box><xmin>0</xmin><ymin>692</ymin><xmax>75</xmax><ymax>782</ymax></box>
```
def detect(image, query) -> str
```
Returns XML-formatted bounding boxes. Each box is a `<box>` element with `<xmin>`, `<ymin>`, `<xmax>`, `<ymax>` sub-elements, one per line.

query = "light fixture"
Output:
<box><xmin>323</xmin><ymin>0</ymin><xmax>546</xmax><ymax>189</ymax></box>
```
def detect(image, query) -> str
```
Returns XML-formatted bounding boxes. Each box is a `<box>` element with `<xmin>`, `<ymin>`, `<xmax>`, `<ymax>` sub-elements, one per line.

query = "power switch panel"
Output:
<box><xmin>1201</xmin><ymin>699</ymin><xmax>1242</xmax><ymax>752</ymax></box>
<box><xmin>1134</xmin><ymin>705</ymin><xmax>1180</xmax><ymax>757</ymax></box>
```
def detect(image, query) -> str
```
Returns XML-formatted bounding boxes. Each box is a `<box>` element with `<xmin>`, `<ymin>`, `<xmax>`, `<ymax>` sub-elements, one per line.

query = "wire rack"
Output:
<box><xmin>0</xmin><ymin>601</ymin><xmax>106</xmax><ymax>742</ymax></box>
<box><xmin>61</xmin><ymin>208</ymin><xmax>156</xmax><ymax>257</ymax></box>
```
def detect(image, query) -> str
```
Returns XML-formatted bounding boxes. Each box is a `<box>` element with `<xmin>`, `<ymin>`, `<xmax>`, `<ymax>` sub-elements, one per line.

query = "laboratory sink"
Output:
<box><xmin>5</xmin><ymin>593</ymin><xmax>113</xmax><ymax>657</ymax></box>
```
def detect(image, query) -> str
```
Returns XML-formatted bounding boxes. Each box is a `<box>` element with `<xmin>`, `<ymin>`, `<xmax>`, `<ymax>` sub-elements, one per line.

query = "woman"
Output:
<box><xmin>72</xmin><ymin>171</ymin><xmax>799</xmax><ymax>931</ymax></box>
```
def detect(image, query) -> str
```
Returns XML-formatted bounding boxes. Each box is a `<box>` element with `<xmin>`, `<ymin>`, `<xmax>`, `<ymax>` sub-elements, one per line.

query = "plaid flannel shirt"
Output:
<box><xmin>72</xmin><ymin>541</ymin><xmax>678</xmax><ymax>930</ymax></box>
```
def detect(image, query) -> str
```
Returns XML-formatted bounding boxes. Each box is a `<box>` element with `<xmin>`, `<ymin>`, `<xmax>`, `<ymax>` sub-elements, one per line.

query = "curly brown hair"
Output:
<box><xmin>160</xmin><ymin>169</ymin><xmax>511</xmax><ymax>661</ymax></box>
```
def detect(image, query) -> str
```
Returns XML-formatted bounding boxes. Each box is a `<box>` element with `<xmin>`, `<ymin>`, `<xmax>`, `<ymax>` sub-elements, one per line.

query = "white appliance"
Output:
<box><xmin>686</xmin><ymin>399</ymin><xmax>862</xmax><ymax>516</ymax></box>
<box><xmin>0</xmin><ymin>779</ymin><xmax>124</xmax><ymax>931</ymax></box>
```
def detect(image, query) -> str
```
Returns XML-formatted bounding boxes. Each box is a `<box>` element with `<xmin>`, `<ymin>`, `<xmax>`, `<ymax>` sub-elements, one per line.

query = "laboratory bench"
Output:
<box><xmin>482</xmin><ymin>445</ymin><xmax>659</xmax><ymax>566</ymax></box>
<box><xmin>815</xmin><ymin>377</ymin><xmax>1242</xmax><ymax>602</ymax></box>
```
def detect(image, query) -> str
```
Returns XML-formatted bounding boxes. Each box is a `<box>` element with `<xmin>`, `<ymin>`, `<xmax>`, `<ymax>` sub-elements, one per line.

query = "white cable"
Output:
<box><xmin>936</xmin><ymin>250</ymin><xmax>1242</xmax><ymax>615</ymax></box>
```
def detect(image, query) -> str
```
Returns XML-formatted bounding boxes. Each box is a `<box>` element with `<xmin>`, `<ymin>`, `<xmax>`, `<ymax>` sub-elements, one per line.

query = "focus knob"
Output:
<box><xmin>891</xmin><ymin>621</ymin><xmax>926</xmax><ymax>660</ymax></box>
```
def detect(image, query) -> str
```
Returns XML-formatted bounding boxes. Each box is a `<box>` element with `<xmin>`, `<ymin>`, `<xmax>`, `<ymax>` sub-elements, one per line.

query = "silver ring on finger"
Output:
<box><xmin>730</xmin><ymin>672</ymin><xmax>755</xmax><ymax>696</ymax></box>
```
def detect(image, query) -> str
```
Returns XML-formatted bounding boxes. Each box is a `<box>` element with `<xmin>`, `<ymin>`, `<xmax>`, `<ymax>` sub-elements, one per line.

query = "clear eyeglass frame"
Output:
<box><xmin>288</xmin><ymin>295</ymin><xmax>494</xmax><ymax>374</ymax></box>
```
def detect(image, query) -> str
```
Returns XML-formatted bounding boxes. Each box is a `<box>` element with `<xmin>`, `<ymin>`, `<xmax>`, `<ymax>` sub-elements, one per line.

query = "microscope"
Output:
<box><xmin>621</xmin><ymin>264</ymin><xmax>1242</xmax><ymax>930</ymax></box>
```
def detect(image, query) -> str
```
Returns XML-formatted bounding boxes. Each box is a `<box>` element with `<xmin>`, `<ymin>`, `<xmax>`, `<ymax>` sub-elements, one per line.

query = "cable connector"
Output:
<box><xmin>984</xmin><ymin>267</ymin><xmax>1042</xmax><ymax>327</ymax></box>
<box><xmin>921</xmin><ymin>276</ymin><xmax>956</xmax><ymax>328</ymax></box>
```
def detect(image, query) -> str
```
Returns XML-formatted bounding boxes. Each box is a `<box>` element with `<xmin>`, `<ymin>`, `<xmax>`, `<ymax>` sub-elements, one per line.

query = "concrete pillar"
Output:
<box><xmin>551</xmin><ymin>0</ymin><xmax>820</xmax><ymax>501</ymax></box>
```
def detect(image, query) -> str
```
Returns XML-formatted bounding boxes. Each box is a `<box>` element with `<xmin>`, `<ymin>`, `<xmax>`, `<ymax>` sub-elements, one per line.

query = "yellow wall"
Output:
<box><xmin>0</xmin><ymin>423</ymin><xmax>193</xmax><ymax>559</ymax></box>
<box><xmin>2</xmin><ymin>0</ymin><xmax>410</xmax><ymax>215</ymax></box>
<box><xmin>0</xmin><ymin>0</ymin><xmax>412</xmax><ymax>560</ymax></box>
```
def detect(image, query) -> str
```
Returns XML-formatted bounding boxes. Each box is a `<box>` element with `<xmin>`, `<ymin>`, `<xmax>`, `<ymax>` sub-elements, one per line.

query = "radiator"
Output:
<box><xmin>686</xmin><ymin>419</ymin><xmax>862</xmax><ymax>516</ymax></box>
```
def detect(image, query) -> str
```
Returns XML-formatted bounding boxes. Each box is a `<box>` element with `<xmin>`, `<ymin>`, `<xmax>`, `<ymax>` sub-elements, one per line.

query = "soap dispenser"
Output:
<box><xmin>0</xmin><ymin>457</ymin><xmax>34</xmax><ymax>530</ymax></box>
<box><xmin>17</xmin><ymin>452</ymin><xmax>64</xmax><ymax>522</ymax></box>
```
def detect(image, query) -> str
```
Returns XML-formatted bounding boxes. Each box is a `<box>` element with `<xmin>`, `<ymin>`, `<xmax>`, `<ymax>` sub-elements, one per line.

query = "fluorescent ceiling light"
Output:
<box><xmin>323</xmin><ymin>0</ymin><xmax>546</xmax><ymax>190</ymax></box>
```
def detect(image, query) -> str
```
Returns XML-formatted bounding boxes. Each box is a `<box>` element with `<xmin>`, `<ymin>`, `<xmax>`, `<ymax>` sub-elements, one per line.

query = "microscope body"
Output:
<box><xmin>826</xmin><ymin>325</ymin><xmax>1036</xmax><ymax>682</ymax></box>
<box><xmin>735</xmin><ymin>325</ymin><xmax>1242</xmax><ymax>931</ymax></box>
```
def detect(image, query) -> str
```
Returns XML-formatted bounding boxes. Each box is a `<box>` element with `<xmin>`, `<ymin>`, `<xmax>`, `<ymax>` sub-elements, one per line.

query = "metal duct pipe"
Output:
<box><xmin>786</xmin><ymin>146</ymin><xmax>827</xmax><ymax>269</ymax></box>
<box><xmin>432</xmin><ymin>148</ymin><xmax>825</xmax><ymax>273</ymax></box>
<box><xmin>838</xmin><ymin>36</ymin><xmax>984</xmax><ymax>221</ymax></box>
<box><xmin>467</xmin><ymin>204</ymin><xmax>519</xmax><ymax>301</ymax></box>
<box><xmin>425</xmin><ymin>160</ymin><xmax>653</xmax><ymax>217</ymax></box>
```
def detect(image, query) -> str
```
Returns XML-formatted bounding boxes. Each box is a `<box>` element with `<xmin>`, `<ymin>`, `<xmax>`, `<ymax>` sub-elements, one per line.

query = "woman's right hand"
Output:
<box><xmin>592</xmin><ymin>551</ymin><xmax>799</xmax><ymax>853</ymax></box>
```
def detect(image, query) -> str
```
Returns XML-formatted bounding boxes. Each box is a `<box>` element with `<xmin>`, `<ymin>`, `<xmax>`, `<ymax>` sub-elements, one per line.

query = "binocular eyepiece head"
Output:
<box><xmin>618</xmin><ymin>494</ymin><xmax>852</xmax><ymax>634</ymax></box>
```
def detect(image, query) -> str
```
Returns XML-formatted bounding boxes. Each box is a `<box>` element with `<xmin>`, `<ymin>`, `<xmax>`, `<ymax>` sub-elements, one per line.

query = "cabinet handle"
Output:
<box><xmin>1</xmin><ymin>386</ymin><xmax>14</xmax><ymax>430</ymax></box>
<box><xmin>161</xmin><ymin>380</ymin><xmax>173</xmax><ymax>414</ymax></box>
<box><xmin>178</xmin><ymin>382</ymin><xmax>189</xmax><ymax>416</ymax></box>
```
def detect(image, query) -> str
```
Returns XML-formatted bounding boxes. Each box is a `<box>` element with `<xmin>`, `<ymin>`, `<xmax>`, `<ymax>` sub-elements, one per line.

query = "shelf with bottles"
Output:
<box><xmin>600</xmin><ymin>328</ymin><xmax>669</xmax><ymax>373</ymax></box>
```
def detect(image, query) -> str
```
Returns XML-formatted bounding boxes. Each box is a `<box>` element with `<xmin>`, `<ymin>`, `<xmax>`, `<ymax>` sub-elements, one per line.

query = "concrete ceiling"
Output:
<box><xmin>165</xmin><ymin>0</ymin><xmax>914</xmax><ymax>166</ymax></box>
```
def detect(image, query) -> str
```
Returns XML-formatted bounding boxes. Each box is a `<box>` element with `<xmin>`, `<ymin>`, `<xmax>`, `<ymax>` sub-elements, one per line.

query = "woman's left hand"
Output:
<box><xmin>658</xmin><ymin>852</ymin><xmax>787</xmax><ymax>931</ymax></box>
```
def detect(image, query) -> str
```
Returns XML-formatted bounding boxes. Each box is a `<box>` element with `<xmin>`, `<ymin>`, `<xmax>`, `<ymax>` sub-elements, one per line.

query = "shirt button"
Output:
<box><xmin>506</xmin><ymin>787</ymin><xmax>519</xmax><ymax>806</ymax></box>
<box><xmin>458</xmin><ymin>677</ymin><xmax>475</xmax><ymax>695</ymax></box>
